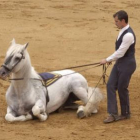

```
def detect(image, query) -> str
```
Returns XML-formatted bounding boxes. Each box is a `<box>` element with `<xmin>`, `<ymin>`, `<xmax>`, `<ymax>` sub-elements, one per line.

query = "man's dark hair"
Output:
<box><xmin>113</xmin><ymin>10</ymin><xmax>128</xmax><ymax>23</ymax></box>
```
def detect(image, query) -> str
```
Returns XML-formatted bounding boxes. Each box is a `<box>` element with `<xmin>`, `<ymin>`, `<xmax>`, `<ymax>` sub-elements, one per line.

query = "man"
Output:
<box><xmin>100</xmin><ymin>10</ymin><xmax>136</xmax><ymax>123</ymax></box>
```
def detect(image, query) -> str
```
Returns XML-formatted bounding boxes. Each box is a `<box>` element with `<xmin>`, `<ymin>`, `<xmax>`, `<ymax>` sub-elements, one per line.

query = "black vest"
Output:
<box><xmin>115</xmin><ymin>27</ymin><xmax>136</xmax><ymax>58</ymax></box>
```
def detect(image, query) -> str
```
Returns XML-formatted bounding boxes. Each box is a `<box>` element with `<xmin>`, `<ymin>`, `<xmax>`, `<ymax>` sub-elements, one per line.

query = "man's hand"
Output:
<box><xmin>100</xmin><ymin>59</ymin><xmax>112</xmax><ymax>65</ymax></box>
<box><xmin>100</xmin><ymin>59</ymin><xmax>107</xmax><ymax>64</ymax></box>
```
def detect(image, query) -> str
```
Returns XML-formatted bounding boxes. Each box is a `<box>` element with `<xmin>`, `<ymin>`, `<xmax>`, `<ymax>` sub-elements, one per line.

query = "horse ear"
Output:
<box><xmin>24</xmin><ymin>43</ymin><xmax>29</xmax><ymax>49</ymax></box>
<box><xmin>11</xmin><ymin>38</ymin><xmax>16</xmax><ymax>45</ymax></box>
<box><xmin>21</xmin><ymin>43</ymin><xmax>29</xmax><ymax>53</ymax></box>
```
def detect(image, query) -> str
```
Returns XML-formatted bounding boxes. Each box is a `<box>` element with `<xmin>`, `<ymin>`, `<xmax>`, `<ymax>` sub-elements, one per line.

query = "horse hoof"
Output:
<box><xmin>77</xmin><ymin>110</ymin><xmax>85</xmax><ymax>119</ymax></box>
<box><xmin>92</xmin><ymin>109</ymin><xmax>98</xmax><ymax>114</ymax></box>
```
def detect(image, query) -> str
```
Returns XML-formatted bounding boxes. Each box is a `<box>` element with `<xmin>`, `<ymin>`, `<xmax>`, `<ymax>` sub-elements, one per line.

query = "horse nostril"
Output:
<box><xmin>2</xmin><ymin>71</ymin><xmax>6</xmax><ymax>76</ymax></box>
<box><xmin>0</xmin><ymin>69</ymin><xmax>6</xmax><ymax>77</ymax></box>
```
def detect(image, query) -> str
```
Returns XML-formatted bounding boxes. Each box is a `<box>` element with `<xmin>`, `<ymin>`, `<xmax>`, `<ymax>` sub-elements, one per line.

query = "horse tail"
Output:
<box><xmin>84</xmin><ymin>87</ymin><xmax>104</xmax><ymax>117</ymax></box>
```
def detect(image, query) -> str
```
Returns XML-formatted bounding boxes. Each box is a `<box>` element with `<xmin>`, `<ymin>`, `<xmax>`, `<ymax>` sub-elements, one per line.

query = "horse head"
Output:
<box><xmin>0</xmin><ymin>39</ymin><xmax>28</xmax><ymax>79</ymax></box>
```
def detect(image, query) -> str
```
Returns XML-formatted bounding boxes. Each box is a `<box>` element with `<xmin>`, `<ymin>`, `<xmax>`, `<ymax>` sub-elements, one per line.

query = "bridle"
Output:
<box><xmin>1</xmin><ymin>52</ymin><xmax>25</xmax><ymax>74</ymax></box>
<box><xmin>1</xmin><ymin>43</ymin><xmax>28</xmax><ymax>74</ymax></box>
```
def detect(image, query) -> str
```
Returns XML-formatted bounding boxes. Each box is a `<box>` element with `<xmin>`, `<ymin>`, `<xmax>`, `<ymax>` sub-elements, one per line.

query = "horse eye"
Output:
<box><xmin>15</xmin><ymin>57</ymin><xmax>20</xmax><ymax>61</ymax></box>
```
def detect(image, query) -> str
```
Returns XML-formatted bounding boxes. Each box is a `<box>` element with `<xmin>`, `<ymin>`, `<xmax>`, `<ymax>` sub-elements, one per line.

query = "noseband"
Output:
<box><xmin>1</xmin><ymin>52</ymin><xmax>25</xmax><ymax>73</ymax></box>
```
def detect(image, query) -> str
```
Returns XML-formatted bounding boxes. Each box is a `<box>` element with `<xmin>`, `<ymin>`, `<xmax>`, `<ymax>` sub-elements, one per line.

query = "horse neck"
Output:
<box><xmin>10</xmin><ymin>52</ymin><xmax>40</xmax><ymax>95</ymax></box>
<box><xmin>12</xmin><ymin>64</ymin><xmax>31</xmax><ymax>79</ymax></box>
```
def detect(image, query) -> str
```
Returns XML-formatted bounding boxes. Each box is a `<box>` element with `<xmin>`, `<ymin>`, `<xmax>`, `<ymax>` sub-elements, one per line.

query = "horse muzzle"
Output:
<box><xmin>0</xmin><ymin>66</ymin><xmax>10</xmax><ymax>80</ymax></box>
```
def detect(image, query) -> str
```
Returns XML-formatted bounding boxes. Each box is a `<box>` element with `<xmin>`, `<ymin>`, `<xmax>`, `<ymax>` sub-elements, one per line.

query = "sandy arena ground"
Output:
<box><xmin>0</xmin><ymin>0</ymin><xmax>140</xmax><ymax>140</ymax></box>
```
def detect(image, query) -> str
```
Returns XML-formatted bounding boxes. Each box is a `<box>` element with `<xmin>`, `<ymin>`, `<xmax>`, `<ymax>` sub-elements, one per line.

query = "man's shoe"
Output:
<box><xmin>103</xmin><ymin>114</ymin><xmax>119</xmax><ymax>123</ymax></box>
<box><xmin>119</xmin><ymin>115</ymin><xmax>130</xmax><ymax>120</ymax></box>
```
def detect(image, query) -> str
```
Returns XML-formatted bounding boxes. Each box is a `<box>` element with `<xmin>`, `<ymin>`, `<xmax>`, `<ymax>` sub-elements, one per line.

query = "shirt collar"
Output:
<box><xmin>120</xmin><ymin>24</ymin><xmax>129</xmax><ymax>33</ymax></box>
<box><xmin>117</xmin><ymin>24</ymin><xmax>129</xmax><ymax>40</ymax></box>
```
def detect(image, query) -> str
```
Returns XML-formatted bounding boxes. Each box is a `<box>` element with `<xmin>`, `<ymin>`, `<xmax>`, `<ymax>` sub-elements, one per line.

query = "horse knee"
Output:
<box><xmin>26</xmin><ymin>114</ymin><xmax>33</xmax><ymax>120</ymax></box>
<box><xmin>32</xmin><ymin>106</ymin><xmax>40</xmax><ymax>116</ymax></box>
<box><xmin>32</xmin><ymin>105</ymin><xmax>47</xmax><ymax>121</ymax></box>
<box><xmin>5</xmin><ymin>113</ymin><xmax>15</xmax><ymax>122</ymax></box>
<box><xmin>73</xmin><ymin>88</ymin><xmax>88</xmax><ymax>103</ymax></box>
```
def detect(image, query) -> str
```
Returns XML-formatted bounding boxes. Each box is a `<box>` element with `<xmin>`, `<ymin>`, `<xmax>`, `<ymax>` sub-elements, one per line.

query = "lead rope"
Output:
<box><xmin>8</xmin><ymin>62</ymin><xmax>101</xmax><ymax>81</ymax></box>
<box><xmin>8</xmin><ymin>63</ymin><xmax>109</xmax><ymax>105</ymax></box>
<box><xmin>54</xmin><ymin>62</ymin><xmax>100</xmax><ymax>70</ymax></box>
<box><xmin>87</xmin><ymin>64</ymin><xmax>110</xmax><ymax>104</ymax></box>
<box><xmin>102</xmin><ymin>64</ymin><xmax>108</xmax><ymax>85</ymax></box>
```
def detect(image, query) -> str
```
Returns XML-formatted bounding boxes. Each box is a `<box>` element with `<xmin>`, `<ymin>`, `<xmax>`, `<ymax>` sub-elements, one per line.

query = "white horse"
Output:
<box><xmin>0</xmin><ymin>39</ymin><xmax>103</xmax><ymax>122</ymax></box>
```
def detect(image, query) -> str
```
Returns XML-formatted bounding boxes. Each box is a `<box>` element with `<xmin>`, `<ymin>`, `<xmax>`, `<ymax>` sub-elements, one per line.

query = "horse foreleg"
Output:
<box><xmin>71</xmin><ymin>87</ymin><xmax>88</xmax><ymax>119</ymax></box>
<box><xmin>32</xmin><ymin>99</ymin><xmax>48</xmax><ymax>121</ymax></box>
<box><xmin>77</xmin><ymin>87</ymin><xmax>103</xmax><ymax>118</ymax></box>
<box><xmin>5</xmin><ymin>107</ymin><xmax>33</xmax><ymax>122</ymax></box>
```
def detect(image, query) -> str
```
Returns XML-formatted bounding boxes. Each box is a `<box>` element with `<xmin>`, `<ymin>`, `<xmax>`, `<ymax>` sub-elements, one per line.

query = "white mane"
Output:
<box><xmin>6</xmin><ymin>39</ymin><xmax>40</xmax><ymax>79</ymax></box>
<box><xmin>6</xmin><ymin>39</ymin><xmax>25</xmax><ymax>57</ymax></box>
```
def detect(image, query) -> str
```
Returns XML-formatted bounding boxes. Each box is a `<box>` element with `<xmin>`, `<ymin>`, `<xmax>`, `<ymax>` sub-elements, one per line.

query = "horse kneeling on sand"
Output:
<box><xmin>0</xmin><ymin>39</ymin><xmax>103</xmax><ymax>122</ymax></box>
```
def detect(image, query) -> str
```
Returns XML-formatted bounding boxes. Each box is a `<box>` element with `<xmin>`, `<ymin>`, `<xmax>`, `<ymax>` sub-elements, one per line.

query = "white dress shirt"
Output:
<box><xmin>106</xmin><ymin>24</ymin><xmax>135</xmax><ymax>62</ymax></box>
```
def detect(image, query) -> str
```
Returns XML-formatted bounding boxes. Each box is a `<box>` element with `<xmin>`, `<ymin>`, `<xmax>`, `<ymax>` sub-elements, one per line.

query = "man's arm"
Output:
<box><xmin>100</xmin><ymin>33</ymin><xmax>134</xmax><ymax>64</ymax></box>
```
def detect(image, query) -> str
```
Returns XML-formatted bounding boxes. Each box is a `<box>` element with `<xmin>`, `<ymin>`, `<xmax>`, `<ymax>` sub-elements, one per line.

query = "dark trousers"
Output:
<box><xmin>107</xmin><ymin>57</ymin><xmax>136</xmax><ymax>116</ymax></box>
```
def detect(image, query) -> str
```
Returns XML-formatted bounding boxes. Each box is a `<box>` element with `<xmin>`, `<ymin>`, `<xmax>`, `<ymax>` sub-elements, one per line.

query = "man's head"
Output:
<box><xmin>113</xmin><ymin>10</ymin><xmax>128</xmax><ymax>29</ymax></box>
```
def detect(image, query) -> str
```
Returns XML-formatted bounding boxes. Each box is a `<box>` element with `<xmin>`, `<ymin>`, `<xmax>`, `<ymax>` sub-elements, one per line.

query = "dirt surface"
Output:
<box><xmin>0</xmin><ymin>0</ymin><xmax>140</xmax><ymax>140</ymax></box>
